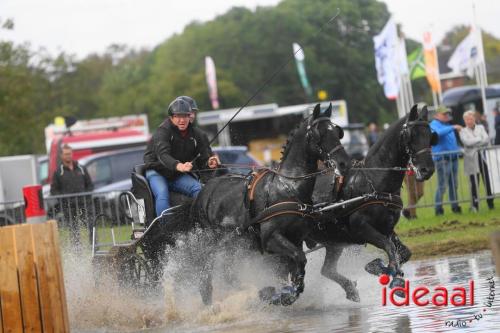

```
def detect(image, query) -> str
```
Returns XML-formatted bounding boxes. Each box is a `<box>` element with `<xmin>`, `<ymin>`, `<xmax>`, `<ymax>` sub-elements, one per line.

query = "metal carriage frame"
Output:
<box><xmin>90</xmin><ymin>164</ymin><xmax>185</xmax><ymax>289</ymax></box>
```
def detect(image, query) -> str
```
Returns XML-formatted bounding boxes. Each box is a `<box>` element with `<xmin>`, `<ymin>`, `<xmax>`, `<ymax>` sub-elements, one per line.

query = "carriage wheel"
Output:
<box><xmin>120</xmin><ymin>253</ymin><xmax>156</xmax><ymax>290</ymax></box>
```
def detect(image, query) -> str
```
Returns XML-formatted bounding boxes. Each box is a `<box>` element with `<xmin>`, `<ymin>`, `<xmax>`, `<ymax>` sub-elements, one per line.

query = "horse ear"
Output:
<box><xmin>323</xmin><ymin>103</ymin><xmax>333</xmax><ymax>118</ymax></box>
<box><xmin>408</xmin><ymin>104</ymin><xmax>418</xmax><ymax>122</ymax></box>
<box><xmin>312</xmin><ymin>103</ymin><xmax>321</xmax><ymax>119</ymax></box>
<box><xmin>417</xmin><ymin>103</ymin><xmax>429</xmax><ymax>120</ymax></box>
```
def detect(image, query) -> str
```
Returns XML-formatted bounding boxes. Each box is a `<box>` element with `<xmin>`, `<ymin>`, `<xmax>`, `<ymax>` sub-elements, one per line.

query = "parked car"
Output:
<box><xmin>342</xmin><ymin>123</ymin><xmax>369</xmax><ymax>160</ymax></box>
<box><xmin>212</xmin><ymin>146</ymin><xmax>261</xmax><ymax>175</ymax></box>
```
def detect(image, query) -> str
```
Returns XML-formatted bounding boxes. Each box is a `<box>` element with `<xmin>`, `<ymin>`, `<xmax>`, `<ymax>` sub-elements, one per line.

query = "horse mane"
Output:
<box><xmin>280</xmin><ymin>118</ymin><xmax>308</xmax><ymax>162</ymax></box>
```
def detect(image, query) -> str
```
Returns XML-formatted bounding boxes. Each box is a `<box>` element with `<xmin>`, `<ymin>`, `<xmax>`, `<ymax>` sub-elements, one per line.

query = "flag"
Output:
<box><xmin>407</xmin><ymin>46</ymin><xmax>426</xmax><ymax>80</ymax></box>
<box><xmin>205</xmin><ymin>56</ymin><xmax>220</xmax><ymax>109</ymax></box>
<box><xmin>373</xmin><ymin>17</ymin><xmax>400</xmax><ymax>100</ymax></box>
<box><xmin>292</xmin><ymin>43</ymin><xmax>313</xmax><ymax>98</ymax></box>
<box><xmin>447</xmin><ymin>28</ymin><xmax>482</xmax><ymax>78</ymax></box>
<box><xmin>423</xmin><ymin>32</ymin><xmax>441</xmax><ymax>93</ymax></box>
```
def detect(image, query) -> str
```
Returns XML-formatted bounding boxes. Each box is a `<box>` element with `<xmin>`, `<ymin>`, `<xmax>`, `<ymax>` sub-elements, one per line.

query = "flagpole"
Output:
<box><xmin>432</xmin><ymin>90</ymin><xmax>438</xmax><ymax>107</ymax></box>
<box><xmin>401</xmin><ymin>37</ymin><xmax>414</xmax><ymax>112</ymax></box>
<box><xmin>473</xmin><ymin>4</ymin><xmax>488</xmax><ymax>119</ymax></box>
<box><xmin>433</xmin><ymin>42</ymin><xmax>443</xmax><ymax>103</ymax></box>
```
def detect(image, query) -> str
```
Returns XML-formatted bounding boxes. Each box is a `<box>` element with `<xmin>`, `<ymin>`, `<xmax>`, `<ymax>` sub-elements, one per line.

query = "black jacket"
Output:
<box><xmin>50</xmin><ymin>161</ymin><xmax>94</xmax><ymax>195</ymax></box>
<box><xmin>144</xmin><ymin>119</ymin><xmax>213</xmax><ymax>179</ymax></box>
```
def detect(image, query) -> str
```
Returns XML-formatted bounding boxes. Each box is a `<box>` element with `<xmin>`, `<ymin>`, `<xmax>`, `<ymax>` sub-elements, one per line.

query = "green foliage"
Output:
<box><xmin>2</xmin><ymin>1</ymin><xmax>500</xmax><ymax>156</ymax></box>
<box><xmin>0</xmin><ymin>41</ymin><xmax>52</xmax><ymax>155</ymax></box>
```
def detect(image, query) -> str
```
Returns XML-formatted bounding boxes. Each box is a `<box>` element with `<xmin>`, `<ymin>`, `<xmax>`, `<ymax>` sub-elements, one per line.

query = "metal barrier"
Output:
<box><xmin>0</xmin><ymin>200</ymin><xmax>25</xmax><ymax>226</ymax></box>
<box><xmin>0</xmin><ymin>190</ymin><xmax>134</xmax><ymax>247</ymax></box>
<box><xmin>404</xmin><ymin>145</ymin><xmax>500</xmax><ymax>213</ymax></box>
<box><xmin>44</xmin><ymin>190</ymin><xmax>134</xmax><ymax>247</ymax></box>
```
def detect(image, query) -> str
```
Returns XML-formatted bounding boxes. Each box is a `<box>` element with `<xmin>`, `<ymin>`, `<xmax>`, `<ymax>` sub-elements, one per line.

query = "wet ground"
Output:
<box><xmin>66</xmin><ymin>247</ymin><xmax>499</xmax><ymax>333</ymax></box>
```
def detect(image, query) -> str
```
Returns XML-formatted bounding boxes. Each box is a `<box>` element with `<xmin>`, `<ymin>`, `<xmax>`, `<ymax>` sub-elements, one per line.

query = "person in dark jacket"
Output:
<box><xmin>50</xmin><ymin>144</ymin><xmax>93</xmax><ymax>246</ymax></box>
<box><xmin>50</xmin><ymin>144</ymin><xmax>93</xmax><ymax>195</ymax></box>
<box><xmin>144</xmin><ymin>96</ymin><xmax>219</xmax><ymax>217</ymax></box>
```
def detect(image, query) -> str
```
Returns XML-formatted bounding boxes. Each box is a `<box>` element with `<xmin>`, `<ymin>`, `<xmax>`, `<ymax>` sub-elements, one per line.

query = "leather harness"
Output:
<box><xmin>238</xmin><ymin>169</ymin><xmax>403</xmax><ymax>235</ymax></box>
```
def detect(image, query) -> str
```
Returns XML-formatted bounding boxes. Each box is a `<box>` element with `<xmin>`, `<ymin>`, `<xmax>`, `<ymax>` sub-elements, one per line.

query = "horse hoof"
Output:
<box><xmin>364</xmin><ymin>258</ymin><xmax>386</xmax><ymax>276</ymax></box>
<box><xmin>346</xmin><ymin>282</ymin><xmax>360</xmax><ymax>303</ymax></box>
<box><xmin>346</xmin><ymin>289</ymin><xmax>360</xmax><ymax>303</ymax></box>
<box><xmin>259</xmin><ymin>286</ymin><xmax>276</xmax><ymax>302</ymax></box>
<box><xmin>278</xmin><ymin>286</ymin><xmax>298</xmax><ymax>306</ymax></box>
<box><xmin>390</xmin><ymin>277</ymin><xmax>406</xmax><ymax>298</ymax></box>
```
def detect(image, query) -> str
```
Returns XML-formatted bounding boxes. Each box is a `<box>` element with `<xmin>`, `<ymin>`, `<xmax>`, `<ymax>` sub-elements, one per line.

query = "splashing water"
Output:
<box><xmin>61</xmin><ymin>230</ymin><xmax>499</xmax><ymax>333</ymax></box>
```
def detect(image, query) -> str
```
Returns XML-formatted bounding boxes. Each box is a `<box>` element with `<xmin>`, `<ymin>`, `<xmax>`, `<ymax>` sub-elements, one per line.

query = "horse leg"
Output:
<box><xmin>263</xmin><ymin>232</ymin><xmax>306</xmax><ymax>305</ymax></box>
<box><xmin>198</xmin><ymin>257</ymin><xmax>214</xmax><ymax>305</ymax></box>
<box><xmin>349</xmin><ymin>213</ymin><xmax>402</xmax><ymax>276</ymax></box>
<box><xmin>321</xmin><ymin>245</ymin><xmax>360</xmax><ymax>302</ymax></box>
<box><xmin>391</xmin><ymin>233</ymin><xmax>412</xmax><ymax>265</ymax></box>
<box><xmin>221</xmin><ymin>248</ymin><xmax>240</xmax><ymax>288</ymax></box>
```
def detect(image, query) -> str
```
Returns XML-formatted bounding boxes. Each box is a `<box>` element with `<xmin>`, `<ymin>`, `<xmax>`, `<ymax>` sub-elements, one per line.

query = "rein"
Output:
<box><xmin>194</xmin><ymin>164</ymin><xmax>337</xmax><ymax>179</ymax></box>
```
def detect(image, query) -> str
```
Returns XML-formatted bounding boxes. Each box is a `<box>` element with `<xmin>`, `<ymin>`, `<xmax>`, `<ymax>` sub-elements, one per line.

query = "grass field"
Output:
<box><xmin>395</xmin><ymin>201</ymin><xmax>500</xmax><ymax>259</ymax></box>
<box><xmin>395</xmin><ymin>156</ymin><xmax>500</xmax><ymax>259</ymax></box>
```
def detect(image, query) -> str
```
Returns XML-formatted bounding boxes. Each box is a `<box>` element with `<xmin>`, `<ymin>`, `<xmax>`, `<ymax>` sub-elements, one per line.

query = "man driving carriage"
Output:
<box><xmin>143</xmin><ymin>96</ymin><xmax>219</xmax><ymax>217</ymax></box>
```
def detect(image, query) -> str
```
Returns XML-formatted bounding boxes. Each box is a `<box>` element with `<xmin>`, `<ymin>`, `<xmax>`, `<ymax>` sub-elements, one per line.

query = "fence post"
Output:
<box><xmin>492</xmin><ymin>231</ymin><xmax>500</xmax><ymax>277</ymax></box>
<box><xmin>0</xmin><ymin>221</ymin><xmax>69</xmax><ymax>332</ymax></box>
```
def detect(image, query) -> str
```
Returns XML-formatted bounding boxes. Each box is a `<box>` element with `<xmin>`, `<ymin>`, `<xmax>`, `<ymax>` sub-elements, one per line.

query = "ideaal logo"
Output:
<box><xmin>378</xmin><ymin>274</ymin><xmax>496</xmax><ymax>328</ymax></box>
<box><xmin>378</xmin><ymin>274</ymin><xmax>474</xmax><ymax>307</ymax></box>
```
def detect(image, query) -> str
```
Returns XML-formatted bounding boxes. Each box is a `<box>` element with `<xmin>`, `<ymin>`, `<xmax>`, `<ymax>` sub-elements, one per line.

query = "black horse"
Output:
<box><xmin>187</xmin><ymin>103</ymin><xmax>351</xmax><ymax>305</ymax></box>
<box><xmin>308</xmin><ymin>103</ymin><xmax>436</xmax><ymax>302</ymax></box>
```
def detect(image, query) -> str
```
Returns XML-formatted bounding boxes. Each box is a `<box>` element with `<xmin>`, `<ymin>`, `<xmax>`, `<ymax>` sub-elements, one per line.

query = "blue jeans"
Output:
<box><xmin>146</xmin><ymin>170</ymin><xmax>202</xmax><ymax>216</ymax></box>
<box><xmin>434</xmin><ymin>158</ymin><xmax>459</xmax><ymax>211</ymax></box>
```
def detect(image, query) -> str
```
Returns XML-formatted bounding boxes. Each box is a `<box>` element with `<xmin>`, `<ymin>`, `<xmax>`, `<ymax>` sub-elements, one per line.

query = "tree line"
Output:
<box><xmin>1</xmin><ymin>0</ymin><xmax>499</xmax><ymax>156</ymax></box>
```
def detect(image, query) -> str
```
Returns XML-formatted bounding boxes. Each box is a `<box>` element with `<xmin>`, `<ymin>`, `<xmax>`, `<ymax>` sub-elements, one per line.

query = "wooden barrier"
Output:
<box><xmin>0</xmin><ymin>221</ymin><xmax>69</xmax><ymax>332</ymax></box>
<box><xmin>492</xmin><ymin>231</ymin><xmax>500</xmax><ymax>277</ymax></box>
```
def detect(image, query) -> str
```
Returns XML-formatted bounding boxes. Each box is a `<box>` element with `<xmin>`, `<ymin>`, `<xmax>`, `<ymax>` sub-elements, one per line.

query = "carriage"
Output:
<box><xmin>90</xmin><ymin>164</ymin><xmax>192</xmax><ymax>289</ymax></box>
<box><xmin>89</xmin><ymin>162</ymin><xmax>375</xmax><ymax>291</ymax></box>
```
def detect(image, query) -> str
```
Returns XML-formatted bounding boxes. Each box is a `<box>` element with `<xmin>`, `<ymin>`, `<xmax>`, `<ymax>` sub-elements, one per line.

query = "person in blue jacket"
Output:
<box><xmin>430</xmin><ymin>106</ymin><xmax>463</xmax><ymax>215</ymax></box>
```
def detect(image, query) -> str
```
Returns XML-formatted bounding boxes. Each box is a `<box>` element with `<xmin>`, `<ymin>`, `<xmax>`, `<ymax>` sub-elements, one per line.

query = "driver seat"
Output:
<box><xmin>131</xmin><ymin>164</ymin><xmax>194</xmax><ymax>227</ymax></box>
<box><xmin>131</xmin><ymin>164</ymin><xmax>157</xmax><ymax>226</ymax></box>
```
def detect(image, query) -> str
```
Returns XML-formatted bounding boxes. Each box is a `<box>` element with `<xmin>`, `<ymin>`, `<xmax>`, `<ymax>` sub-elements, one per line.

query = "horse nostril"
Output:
<box><xmin>339</xmin><ymin>162</ymin><xmax>346</xmax><ymax>170</ymax></box>
<box><xmin>420</xmin><ymin>167</ymin><xmax>428</xmax><ymax>174</ymax></box>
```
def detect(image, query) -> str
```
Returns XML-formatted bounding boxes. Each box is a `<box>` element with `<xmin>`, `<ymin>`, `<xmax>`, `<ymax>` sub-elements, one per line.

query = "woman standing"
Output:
<box><xmin>459</xmin><ymin>111</ymin><xmax>494</xmax><ymax>211</ymax></box>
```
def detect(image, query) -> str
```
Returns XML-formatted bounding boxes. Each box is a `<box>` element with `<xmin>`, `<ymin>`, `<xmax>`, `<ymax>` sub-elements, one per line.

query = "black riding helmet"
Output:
<box><xmin>167</xmin><ymin>97</ymin><xmax>194</xmax><ymax>116</ymax></box>
<box><xmin>178</xmin><ymin>96</ymin><xmax>199</xmax><ymax>111</ymax></box>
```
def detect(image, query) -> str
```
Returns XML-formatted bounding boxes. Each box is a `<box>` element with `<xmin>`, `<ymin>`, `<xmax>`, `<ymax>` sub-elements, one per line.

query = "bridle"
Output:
<box><xmin>306</xmin><ymin>116</ymin><xmax>345</xmax><ymax>170</ymax></box>
<box><xmin>400</xmin><ymin>120</ymin><xmax>432</xmax><ymax>177</ymax></box>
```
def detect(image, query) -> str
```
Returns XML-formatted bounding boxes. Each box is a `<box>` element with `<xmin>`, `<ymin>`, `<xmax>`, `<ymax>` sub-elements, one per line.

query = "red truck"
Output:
<box><xmin>42</xmin><ymin>115</ymin><xmax>150</xmax><ymax>185</ymax></box>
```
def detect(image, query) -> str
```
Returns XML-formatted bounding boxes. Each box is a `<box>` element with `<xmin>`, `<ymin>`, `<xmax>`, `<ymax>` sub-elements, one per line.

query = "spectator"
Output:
<box><xmin>430</xmin><ymin>106</ymin><xmax>463</xmax><ymax>216</ymax></box>
<box><xmin>367</xmin><ymin>122</ymin><xmax>379</xmax><ymax>147</ymax></box>
<box><xmin>459</xmin><ymin>111</ymin><xmax>494</xmax><ymax>211</ymax></box>
<box><xmin>50</xmin><ymin>144</ymin><xmax>93</xmax><ymax>246</ymax></box>
<box><xmin>494</xmin><ymin>106</ymin><xmax>500</xmax><ymax>145</ymax></box>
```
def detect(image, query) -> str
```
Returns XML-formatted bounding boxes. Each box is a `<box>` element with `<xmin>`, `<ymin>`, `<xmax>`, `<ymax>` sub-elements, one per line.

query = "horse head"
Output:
<box><xmin>401</xmin><ymin>103</ymin><xmax>436</xmax><ymax>181</ymax></box>
<box><xmin>306</xmin><ymin>103</ymin><xmax>350</xmax><ymax>176</ymax></box>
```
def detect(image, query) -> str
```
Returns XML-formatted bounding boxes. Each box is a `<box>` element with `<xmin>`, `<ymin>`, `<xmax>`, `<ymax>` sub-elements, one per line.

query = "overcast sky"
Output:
<box><xmin>1</xmin><ymin>0</ymin><xmax>499</xmax><ymax>59</ymax></box>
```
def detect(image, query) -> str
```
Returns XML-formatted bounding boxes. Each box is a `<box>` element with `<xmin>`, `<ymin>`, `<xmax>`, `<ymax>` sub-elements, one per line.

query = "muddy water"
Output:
<box><xmin>64</xmin><ymin>245</ymin><xmax>499</xmax><ymax>333</ymax></box>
